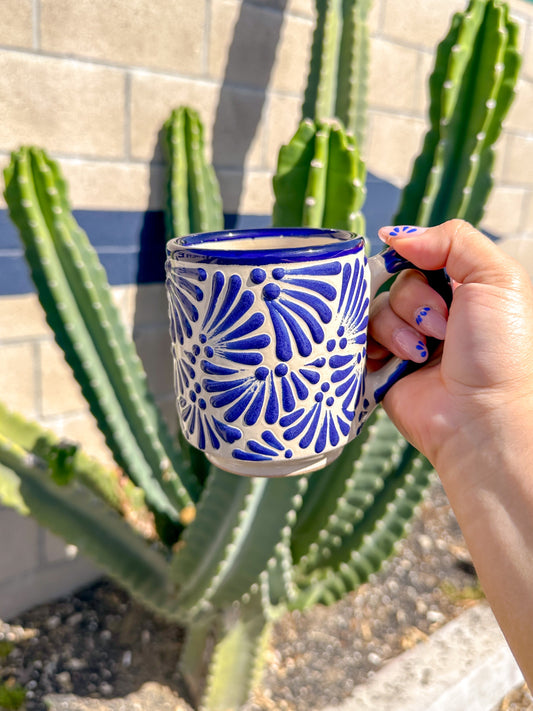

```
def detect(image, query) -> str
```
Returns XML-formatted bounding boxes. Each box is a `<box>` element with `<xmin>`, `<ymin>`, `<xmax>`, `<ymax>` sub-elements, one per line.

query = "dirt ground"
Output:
<box><xmin>0</xmin><ymin>479</ymin><xmax>529</xmax><ymax>711</ymax></box>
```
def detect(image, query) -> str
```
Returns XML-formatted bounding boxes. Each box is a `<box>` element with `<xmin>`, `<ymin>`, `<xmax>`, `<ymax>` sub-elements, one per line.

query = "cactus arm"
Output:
<box><xmin>272</xmin><ymin>119</ymin><xmax>317</xmax><ymax>227</ymax></box>
<box><xmin>297</xmin><ymin>413</ymin><xmax>410</xmax><ymax>574</ymax></box>
<box><xmin>323</xmin><ymin>123</ymin><xmax>366</xmax><ymax>232</ymax></box>
<box><xmin>290</xmin><ymin>408</ymin><xmax>381</xmax><ymax>562</ymax></box>
<box><xmin>169</xmin><ymin>469</ymin><xmax>305</xmax><ymax>617</ymax></box>
<box><xmin>0</xmin><ymin>432</ymin><xmax>175</xmax><ymax>618</ymax></box>
<box><xmin>272</xmin><ymin>119</ymin><xmax>366</xmax><ymax>231</ymax></box>
<box><xmin>4</xmin><ymin>148</ymin><xmax>199</xmax><ymax>538</ymax></box>
<box><xmin>164</xmin><ymin>107</ymin><xmax>224</xmax><ymax>239</ymax></box>
<box><xmin>433</xmin><ymin>1</ymin><xmax>507</xmax><ymax>221</ymax></box>
<box><xmin>395</xmin><ymin>0</ymin><xmax>520</xmax><ymax>228</ymax></box>
<box><xmin>462</xmin><ymin>10</ymin><xmax>521</xmax><ymax>225</ymax></box>
<box><xmin>302</xmin><ymin>0</ymin><xmax>343</xmax><ymax>121</ymax></box>
<box><xmin>165</xmin><ymin>107</ymin><xmax>191</xmax><ymax>238</ymax></box>
<box><xmin>294</xmin><ymin>452</ymin><xmax>434</xmax><ymax>608</ymax></box>
<box><xmin>202</xmin><ymin>596</ymin><xmax>272</xmax><ymax>711</ymax></box>
<box><xmin>335</xmin><ymin>0</ymin><xmax>371</xmax><ymax>144</ymax></box>
<box><xmin>0</xmin><ymin>400</ymin><xmax>126</xmax><ymax>510</ymax></box>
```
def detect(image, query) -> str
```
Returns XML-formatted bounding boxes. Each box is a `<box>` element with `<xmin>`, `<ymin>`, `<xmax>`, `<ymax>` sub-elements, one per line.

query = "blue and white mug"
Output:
<box><xmin>165</xmin><ymin>228</ymin><xmax>450</xmax><ymax>477</ymax></box>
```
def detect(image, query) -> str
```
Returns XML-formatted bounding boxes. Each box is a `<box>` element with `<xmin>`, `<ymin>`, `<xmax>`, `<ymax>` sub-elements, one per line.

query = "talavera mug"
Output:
<box><xmin>165</xmin><ymin>228</ymin><xmax>450</xmax><ymax>477</ymax></box>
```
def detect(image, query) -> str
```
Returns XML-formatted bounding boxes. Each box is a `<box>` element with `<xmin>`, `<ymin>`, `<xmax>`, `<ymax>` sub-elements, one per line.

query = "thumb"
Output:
<box><xmin>378</xmin><ymin>219</ymin><xmax>522</xmax><ymax>289</ymax></box>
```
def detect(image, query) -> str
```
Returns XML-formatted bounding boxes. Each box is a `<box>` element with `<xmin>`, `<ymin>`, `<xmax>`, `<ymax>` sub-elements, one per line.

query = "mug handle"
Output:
<box><xmin>365</xmin><ymin>246</ymin><xmax>453</xmax><ymax>404</ymax></box>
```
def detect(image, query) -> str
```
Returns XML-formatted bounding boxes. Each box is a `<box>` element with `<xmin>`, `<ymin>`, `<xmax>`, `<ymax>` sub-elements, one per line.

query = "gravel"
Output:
<box><xmin>0</xmin><ymin>478</ymin><xmax>530</xmax><ymax>710</ymax></box>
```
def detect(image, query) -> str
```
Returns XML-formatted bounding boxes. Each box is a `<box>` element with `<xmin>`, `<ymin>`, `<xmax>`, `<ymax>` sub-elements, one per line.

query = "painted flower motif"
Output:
<box><xmin>199</xmin><ymin>271</ymin><xmax>270</xmax><ymax>366</ymax></box>
<box><xmin>202</xmin><ymin>359</ymin><xmax>323</xmax><ymax>426</ymax></box>
<box><xmin>232</xmin><ymin>431</ymin><xmax>294</xmax><ymax>463</ymax></box>
<box><xmin>260</xmin><ymin>262</ymin><xmax>341</xmax><ymax>361</ymax></box>
<box><xmin>166</xmin><ymin>266</ymin><xmax>206</xmax><ymax>344</ymax></box>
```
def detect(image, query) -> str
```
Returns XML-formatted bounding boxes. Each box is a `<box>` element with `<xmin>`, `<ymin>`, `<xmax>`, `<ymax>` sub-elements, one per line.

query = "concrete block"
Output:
<box><xmin>132</xmin><ymin>283</ymin><xmax>169</xmax><ymax>329</ymax></box>
<box><xmin>211</xmin><ymin>86</ymin><xmax>267</xmax><ymax>170</ymax></box>
<box><xmin>0</xmin><ymin>51</ymin><xmax>125</xmax><ymax>158</ymax></box>
<box><xmin>61</xmin><ymin>160</ymin><xmax>165</xmax><ymax>211</ymax></box>
<box><xmin>0</xmin><ymin>295</ymin><xmax>50</xmax><ymax>341</ymax></box>
<box><xmin>218</xmin><ymin>168</ymin><xmax>274</xmax><ymax>215</ymax></box>
<box><xmin>365</xmin><ymin>111</ymin><xmax>427</xmax><ymax>186</ymax></box>
<box><xmin>505</xmin><ymin>77</ymin><xmax>533</xmax><ymax>134</ymax></box>
<box><xmin>265</xmin><ymin>94</ymin><xmax>303</xmax><ymax>171</ymax></box>
<box><xmin>129</xmin><ymin>72</ymin><xmax>219</xmax><ymax>162</ymax></box>
<box><xmin>209</xmin><ymin>1</ymin><xmax>286</xmax><ymax>88</ymax></box>
<box><xmin>39</xmin><ymin>341</ymin><xmax>87</xmax><ymax>418</ymax></box>
<box><xmin>133</xmin><ymin>327</ymin><xmax>174</xmax><ymax>398</ymax></box>
<box><xmin>56</xmin><ymin>413</ymin><xmax>115</xmax><ymax>469</ymax></box>
<box><xmin>525</xmin><ymin>193</ymin><xmax>533</xmax><ymax>234</ymax></box>
<box><xmin>0</xmin><ymin>508</ymin><xmax>39</xmax><ymax>581</ymax></box>
<box><xmin>482</xmin><ymin>185</ymin><xmax>527</xmax><ymax>238</ymax></box>
<box><xmin>381</xmin><ymin>0</ymin><xmax>465</xmax><ymax>50</ymax></box>
<box><xmin>368</xmin><ymin>38</ymin><xmax>421</xmax><ymax>113</ymax></box>
<box><xmin>0</xmin><ymin>0</ymin><xmax>33</xmax><ymax>48</ymax></box>
<box><xmin>0</xmin><ymin>342</ymin><xmax>36</xmax><ymax>416</ymax></box>
<box><xmin>499</xmin><ymin>237</ymin><xmax>533</xmax><ymax>278</ymax></box>
<box><xmin>40</xmin><ymin>0</ymin><xmax>206</xmax><ymax>74</ymax></box>
<box><xmin>521</xmin><ymin>22</ymin><xmax>533</xmax><ymax>81</ymax></box>
<box><xmin>271</xmin><ymin>14</ymin><xmax>314</xmax><ymax>95</ymax></box>
<box><xmin>323</xmin><ymin>604</ymin><xmax>523</xmax><ymax>711</ymax></box>
<box><xmin>502</xmin><ymin>133</ymin><xmax>533</xmax><ymax>185</ymax></box>
<box><xmin>0</xmin><ymin>554</ymin><xmax>100</xmax><ymax>621</ymax></box>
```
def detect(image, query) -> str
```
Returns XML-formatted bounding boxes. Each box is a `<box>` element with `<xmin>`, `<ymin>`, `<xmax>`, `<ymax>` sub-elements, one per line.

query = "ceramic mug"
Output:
<box><xmin>165</xmin><ymin>228</ymin><xmax>450</xmax><ymax>477</ymax></box>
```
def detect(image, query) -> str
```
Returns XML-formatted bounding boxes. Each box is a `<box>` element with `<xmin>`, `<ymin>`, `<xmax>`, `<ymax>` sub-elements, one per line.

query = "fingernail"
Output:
<box><xmin>379</xmin><ymin>225</ymin><xmax>428</xmax><ymax>244</ymax></box>
<box><xmin>393</xmin><ymin>328</ymin><xmax>428</xmax><ymax>363</ymax></box>
<box><xmin>415</xmin><ymin>306</ymin><xmax>447</xmax><ymax>340</ymax></box>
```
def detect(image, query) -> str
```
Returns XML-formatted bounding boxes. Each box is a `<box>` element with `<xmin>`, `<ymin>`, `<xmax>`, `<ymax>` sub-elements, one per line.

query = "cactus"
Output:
<box><xmin>164</xmin><ymin>106</ymin><xmax>224</xmax><ymax>239</ymax></box>
<box><xmin>3</xmin><ymin>147</ymin><xmax>200</xmax><ymax>543</ymax></box>
<box><xmin>272</xmin><ymin>118</ymin><xmax>367</xmax><ymax>234</ymax></box>
<box><xmin>0</xmin><ymin>0</ymin><xmax>522</xmax><ymax>705</ymax></box>
<box><xmin>303</xmin><ymin>0</ymin><xmax>371</xmax><ymax>144</ymax></box>
<box><xmin>395</xmin><ymin>0</ymin><xmax>521</xmax><ymax>227</ymax></box>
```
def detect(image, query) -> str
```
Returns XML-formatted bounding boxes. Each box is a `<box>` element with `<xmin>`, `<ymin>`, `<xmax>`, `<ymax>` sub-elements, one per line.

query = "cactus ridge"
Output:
<box><xmin>0</xmin><ymin>431</ymin><xmax>174</xmax><ymax>617</ymax></box>
<box><xmin>336</xmin><ymin>0</ymin><xmax>371</xmax><ymax>143</ymax></box>
<box><xmin>303</xmin><ymin>0</ymin><xmax>370</xmax><ymax>144</ymax></box>
<box><xmin>290</xmin><ymin>409</ymin><xmax>381</xmax><ymax>562</ymax></box>
<box><xmin>395</xmin><ymin>0</ymin><xmax>521</xmax><ymax>227</ymax></box>
<box><xmin>0</xmin><ymin>400</ymin><xmax>124</xmax><ymax>511</ymax></box>
<box><xmin>164</xmin><ymin>107</ymin><xmax>224</xmax><ymax>240</ymax></box>
<box><xmin>298</xmin><ymin>412</ymin><xmax>407</xmax><ymax>574</ymax></box>
<box><xmin>273</xmin><ymin>119</ymin><xmax>366</xmax><ymax>234</ymax></box>
<box><xmin>4</xmin><ymin>149</ymin><xmax>200</xmax><ymax>537</ymax></box>
<box><xmin>295</xmin><ymin>452</ymin><xmax>433</xmax><ymax>607</ymax></box>
<box><xmin>171</xmin><ymin>471</ymin><xmax>304</xmax><ymax>616</ymax></box>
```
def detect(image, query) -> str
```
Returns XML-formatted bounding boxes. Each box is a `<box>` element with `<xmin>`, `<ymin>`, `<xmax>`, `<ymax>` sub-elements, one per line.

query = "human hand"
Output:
<box><xmin>370</xmin><ymin>219</ymin><xmax>533</xmax><ymax>473</ymax></box>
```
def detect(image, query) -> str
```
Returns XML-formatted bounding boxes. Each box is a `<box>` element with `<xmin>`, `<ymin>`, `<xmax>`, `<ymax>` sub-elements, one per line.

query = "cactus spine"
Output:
<box><xmin>4</xmin><ymin>147</ymin><xmax>199</xmax><ymax>542</ymax></box>
<box><xmin>395</xmin><ymin>0</ymin><xmax>521</xmax><ymax>227</ymax></box>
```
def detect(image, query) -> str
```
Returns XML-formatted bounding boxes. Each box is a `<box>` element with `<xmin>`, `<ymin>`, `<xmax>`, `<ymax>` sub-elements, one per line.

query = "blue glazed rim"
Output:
<box><xmin>166</xmin><ymin>227</ymin><xmax>364</xmax><ymax>265</ymax></box>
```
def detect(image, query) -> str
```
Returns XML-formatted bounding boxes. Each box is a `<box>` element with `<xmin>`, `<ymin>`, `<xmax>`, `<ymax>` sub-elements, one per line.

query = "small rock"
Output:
<box><xmin>67</xmin><ymin>612</ymin><xmax>83</xmax><ymax>627</ymax></box>
<box><xmin>367</xmin><ymin>652</ymin><xmax>381</xmax><ymax>665</ymax></box>
<box><xmin>427</xmin><ymin>609</ymin><xmax>446</xmax><ymax>624</ymax></box>
<box><xmin>99</xmin><ymin>681</ymin><xmax>114</xmax><ymax>696</ymax></box>
<box><xmin>46</xmin><ymin>615</ymin><xmax>61</xmax><ymax>630</ymax></box>
<box><xmin>56</xmin><ymin>671</ymin><xmax>72</xmax><ymax>692</ymax></box>
<box><xmin>417</xmin><ymin>534</ymin><xmax>433</xmax><ymax>552</ymax></box>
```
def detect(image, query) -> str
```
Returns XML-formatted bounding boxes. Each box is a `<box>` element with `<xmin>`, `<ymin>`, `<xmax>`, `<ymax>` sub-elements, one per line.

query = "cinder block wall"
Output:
<box><xmin>1</xmin><ymin>0</ymin><xmax>533</xmax><ymax>619</ymax></box>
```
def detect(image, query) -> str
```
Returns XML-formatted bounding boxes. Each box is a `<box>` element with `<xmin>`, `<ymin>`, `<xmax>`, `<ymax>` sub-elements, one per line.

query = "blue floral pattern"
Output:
<box><xmin>166</xmin><ymin>246</ymin><xmax>371</xmax><ymax>466</ymax></box>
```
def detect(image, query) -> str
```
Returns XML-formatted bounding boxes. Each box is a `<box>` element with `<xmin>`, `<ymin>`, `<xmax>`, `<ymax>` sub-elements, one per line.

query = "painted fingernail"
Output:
<box><xmin>379</xmin><ymin>225</ymin><xmax>428</xmax><ymax>243</ymax></box>
<box><xmin>415</xmin><ymin>306</ymin><xmax>447</xmax><ymax>340</ymax></box>
<box><xmin>393</xmin><ymin>328</ymin><xmax>428</xmax><ymax>363</ymax></box>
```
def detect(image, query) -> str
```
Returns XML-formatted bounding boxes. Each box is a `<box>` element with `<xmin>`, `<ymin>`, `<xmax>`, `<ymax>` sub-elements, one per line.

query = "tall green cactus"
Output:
<box><xmin>3</xmin><ymin>147</ymin><xmax>200</xmax><ymax>543</ymax></box>
<box><xmin>0</xmin><ymin>0</ymin><xmax>522</xmax><ymax>707</ymax></box>
<box><xmin>164</xmin><ymin>106</ymin><xmax>224</xmax><ymax>238</ymax></box>
<box><xmin>395</xmin><ymin>0</ymin><xmax>521</xmax><ymax>227</ymax></box>
<box><xmin>303</xmin><ymin>0</ymin><xmax>371</xmax><ymax>144</ymax></box>
<box><xmin>272</xmin><ymin>118</ymin><xmax>367</xmax><ymax>234</ymax></box>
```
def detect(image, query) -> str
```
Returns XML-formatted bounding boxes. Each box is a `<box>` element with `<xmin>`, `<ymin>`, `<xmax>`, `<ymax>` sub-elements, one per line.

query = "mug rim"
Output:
<box><xmin>166</xmin><ymin>227</ymin><xmax>364</xmax><ymax>265</ymax></box>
